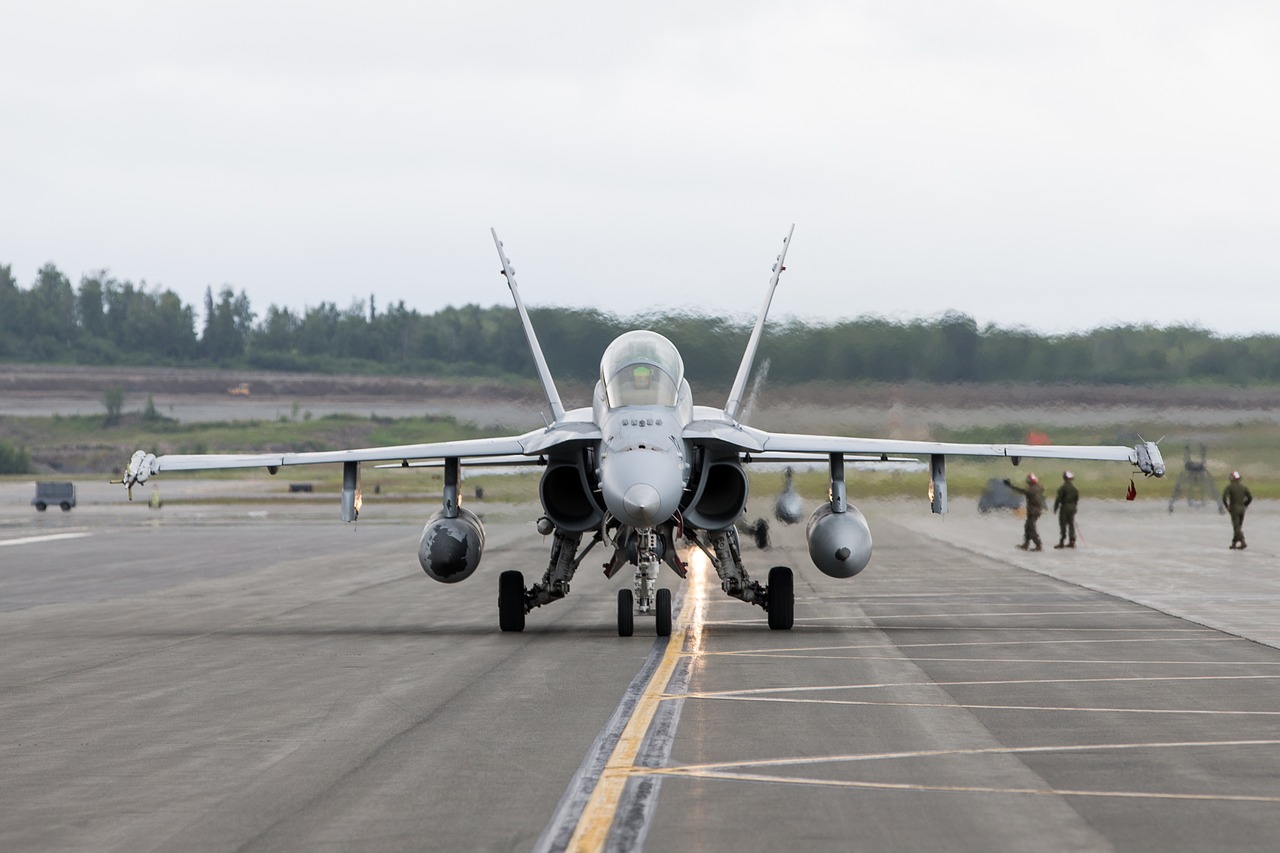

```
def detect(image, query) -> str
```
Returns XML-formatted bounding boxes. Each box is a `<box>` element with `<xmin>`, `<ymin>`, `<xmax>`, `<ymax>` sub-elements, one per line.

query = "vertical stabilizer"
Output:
<box><xmin>724</xmin><ymin>225</ymin><xmax>794</xmax><ymax>422</ymax></box>
<box><xmin>491</xmin><ymin>229</ymin><xmax>566</xmax><ymax>423</ymax></box>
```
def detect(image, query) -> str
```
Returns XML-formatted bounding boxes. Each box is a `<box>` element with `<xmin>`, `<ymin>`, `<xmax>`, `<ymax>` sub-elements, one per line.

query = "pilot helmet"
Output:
<box><xmin>632</xmin><ymin>365</ymin><xmax>652</xmax><ymax>389</ymax></box>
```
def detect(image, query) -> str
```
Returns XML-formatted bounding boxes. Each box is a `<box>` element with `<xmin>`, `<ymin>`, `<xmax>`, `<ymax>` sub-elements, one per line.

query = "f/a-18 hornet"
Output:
<box><xmin>120</xmin><ymin>227</ymin><xmax>1166</xmax><ymax>636</ymax></box>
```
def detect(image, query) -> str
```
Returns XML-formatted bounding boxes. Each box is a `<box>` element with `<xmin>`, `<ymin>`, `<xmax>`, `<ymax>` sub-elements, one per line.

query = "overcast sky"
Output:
<box><xmin>2</xmin><ymin>1</ymin><xmax>1277</xmax><ymax>336</ymax></box>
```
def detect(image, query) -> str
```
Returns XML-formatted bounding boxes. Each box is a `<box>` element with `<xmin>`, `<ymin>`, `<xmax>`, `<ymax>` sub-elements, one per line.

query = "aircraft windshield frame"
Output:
<box><xmin>601</xmin><ymin>330</ymin><xmax>685</xmax><ymax>408</ymax></box>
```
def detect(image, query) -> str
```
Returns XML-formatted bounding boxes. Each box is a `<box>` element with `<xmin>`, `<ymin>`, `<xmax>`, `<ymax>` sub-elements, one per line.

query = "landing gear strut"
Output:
<box><xmin>620</xmin><ymin>529</ymin><xmax>675</xmax><ymax>637</ymax></box>
<box><xmin>497</xmin><ymin>526</ymin><xmax>601</xmax><ymax>633</ymax></box>
<box><xmin>694</xmin><ymin>527</ymin><xmax>795</xmax><ymax>630</ymax></box>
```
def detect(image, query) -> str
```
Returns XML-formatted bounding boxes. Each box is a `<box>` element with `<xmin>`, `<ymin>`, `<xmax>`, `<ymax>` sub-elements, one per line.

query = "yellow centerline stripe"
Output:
<box><xmin>566</xmin><ymin>565</ymin><xmax>703</xmax><ymax>852</ymax></box>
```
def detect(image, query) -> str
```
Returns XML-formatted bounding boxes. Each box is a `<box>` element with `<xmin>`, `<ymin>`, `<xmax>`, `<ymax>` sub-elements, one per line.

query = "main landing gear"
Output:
<box><xmin>693</xmin><ymin>527</ymin><xmax>794</xmax><ymax>631</ymax></box>
<box><xmin>496</xmin><ymin>519</ymin><xmax>793</xmax><ymax>634</ymax></box>
<box><xmin>497</xmin><ymin>567</ymin><xmax>672</xmax><ymax>637</ymax></box>
<box><xmin>498</xmin><ymin>570</ymin><xmax>525</xmax><ymax>633</ymax></box>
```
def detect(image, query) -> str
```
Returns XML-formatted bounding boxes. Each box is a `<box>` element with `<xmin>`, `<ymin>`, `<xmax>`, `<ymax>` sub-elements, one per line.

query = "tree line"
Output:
<box><xmin>3</xmin><ymin>261</ymin><xmax>1279</xmax><ymax>387</ymax></box>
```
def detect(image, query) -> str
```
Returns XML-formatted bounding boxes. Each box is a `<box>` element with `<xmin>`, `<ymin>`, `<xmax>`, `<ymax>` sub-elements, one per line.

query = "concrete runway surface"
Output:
<box><xmin>2</xmin><ymin>481</ymin><xmax>1279</xmax><ymax>852</ymax></box>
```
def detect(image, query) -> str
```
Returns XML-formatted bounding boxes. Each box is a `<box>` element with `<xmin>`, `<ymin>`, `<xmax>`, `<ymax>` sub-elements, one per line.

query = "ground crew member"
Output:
<box><xmin>1223</xmin><ymin>470</ymin><xmax>1253</xmax><ymax>550</ymax></box>
<box><xmin>1054</xmin><ymin>471</ymin><xmax>1079</xmax><ymax>548</ymax></box>
<box><xmin>1004</xmin><ymin>473</ymin><xmax>1045</xmax><ymax>551</ymax></box>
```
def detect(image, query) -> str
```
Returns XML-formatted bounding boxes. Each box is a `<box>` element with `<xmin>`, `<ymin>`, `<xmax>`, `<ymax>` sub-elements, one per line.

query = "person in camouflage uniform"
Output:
<box><xmin>1004</xmin><ymin>473</ymin><xmax>1045</xmax><ymax>551</ymax></box>
<box><xmin>1223</xmin><ymin>470</ymin><xmax>1253</xmax><ymax>550</ymax></box>
<box><xmin>1053</xmin><ymin>470</ymin><xmax>1080</xmax><ymax>549</ymax></box>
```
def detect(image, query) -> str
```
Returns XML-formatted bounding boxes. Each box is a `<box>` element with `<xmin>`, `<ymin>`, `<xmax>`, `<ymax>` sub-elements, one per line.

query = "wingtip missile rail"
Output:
<box><xmin>1134</xmin><ymin>441</ymin><xmax>1166</xmax><ymax>478</ymax></box>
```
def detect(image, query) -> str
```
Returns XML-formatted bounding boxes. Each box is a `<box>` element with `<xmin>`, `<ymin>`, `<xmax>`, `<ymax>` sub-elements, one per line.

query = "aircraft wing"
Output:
<box><xmin>749</xmin><ymin>429</ymin><xmax>1166</xmax><ymax>476</ymax></box>
<box><xmin>740</xmin><ymin>452</ymin><xmax>922</xmax><ymax>465</ymax></box>
<box><xmin>120</xmin><ymin>424</ymin><xmax>602</xmax><ymax>492</ymax></box>
<box><xmin>685</xmin><ymin>421</ymin><xmax>1165</xmax><ymax>477</ymax></box>
<box><xmin>374</xmin><ymin>455</ymin><xmax>547</xmax><ymax>469</ymax></box>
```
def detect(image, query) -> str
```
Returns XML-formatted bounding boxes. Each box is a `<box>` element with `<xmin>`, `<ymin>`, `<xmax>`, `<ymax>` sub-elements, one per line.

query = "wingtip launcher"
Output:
<box><xmin>1134</xmin><ymin>441</ymin><xmax>1165</xmax><ymax>478</ymax></box>
<box><xmin>114</xmin><ymin>449</ymin><xmax>157</xmax><ymax>499</ymax></box>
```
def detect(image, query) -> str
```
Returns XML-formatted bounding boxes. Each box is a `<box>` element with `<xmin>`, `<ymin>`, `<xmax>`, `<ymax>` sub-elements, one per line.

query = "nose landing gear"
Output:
<box><xmin>617</xmin><ymin>562</ymin><xmax>672</xmax><ymax>637</ymax></box>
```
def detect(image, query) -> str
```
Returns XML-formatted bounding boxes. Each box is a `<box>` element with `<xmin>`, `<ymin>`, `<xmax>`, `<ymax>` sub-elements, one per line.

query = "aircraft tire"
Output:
<box><xmin>767</xmin><ymin>566</ymin><xmax>794</xmax><ymax>630</ymax></box>
<box><xmin>498</xmin><ymin>570</ymin><xmax>525</xmax><ymax>632</ymax></box>
<box><xmin>655</xmin><ymin>588</ymin><xmax>672</xmax><ymax>637</ymax></box>
<box><xmin>617</xmin><ymin>589</ymin><xmax>634</xmax><ymax>637</ymax></box>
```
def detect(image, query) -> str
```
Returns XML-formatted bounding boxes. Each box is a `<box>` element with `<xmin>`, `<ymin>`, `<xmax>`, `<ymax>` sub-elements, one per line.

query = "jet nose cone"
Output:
<box><xmin>623</xmin><ymin>483</ymin><xmax>663</xmax><ymax>526</ymax></box>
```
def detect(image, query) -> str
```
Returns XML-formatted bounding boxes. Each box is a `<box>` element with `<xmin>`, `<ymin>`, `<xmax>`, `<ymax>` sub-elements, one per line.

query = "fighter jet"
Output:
<box><xmin>118</xmin><ymin>227</ymin><xmax>1166</xmax><ymax>636</ymax></box>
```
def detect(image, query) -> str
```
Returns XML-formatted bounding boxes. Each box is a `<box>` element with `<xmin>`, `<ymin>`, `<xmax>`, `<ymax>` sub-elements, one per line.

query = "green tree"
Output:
<box><xmin>201</xmin><ymin>286</ymin><xmax>254</xmax><ymax>360</ymax></box>
<box><xmin>103</xmin><ymin>386</ymin><xmax>124</xmax><ymax>427</ymax></box>
<box><xmin>0</xmin><ymin>264</ymin><xmax>22</xmax><ymax>356</ymax></box>
<box><xmin>77</xmin><ymin>272</ymin><xmax>108</xmax><ymax>339</ymax></box>
<box><xmin>28</xmin><ymin>263</ymin><xmax>78</xmax><ymax>358</ymax></box>
<box><xmin>0</xmin><ymin>440</ymin><xmax>32</xmax><ymax>474</ymax></box>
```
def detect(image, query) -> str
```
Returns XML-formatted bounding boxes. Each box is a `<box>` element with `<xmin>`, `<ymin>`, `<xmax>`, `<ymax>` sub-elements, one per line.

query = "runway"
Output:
<box><xmin>2</xmin><ymin>482</ymin><xmax>1279</xmax><ymax>851</ymax></box>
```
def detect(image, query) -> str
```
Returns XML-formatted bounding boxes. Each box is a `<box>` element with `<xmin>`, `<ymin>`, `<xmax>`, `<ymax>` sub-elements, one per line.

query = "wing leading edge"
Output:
<box><xmin>120</xmin><ymin>422</ymin><xmax>602</xmax><ymax>493</ymax></box>
<box><xmin>683</xmin><ymin>420</ymin><xmax>1165</xmax><ymax>476</ymax></box>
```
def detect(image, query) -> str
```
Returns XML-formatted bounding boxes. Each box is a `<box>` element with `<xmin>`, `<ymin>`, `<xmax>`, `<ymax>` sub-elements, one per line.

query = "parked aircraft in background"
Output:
<box><xmin>120</xmin><ymin>227</ymin><xmax>1166</xmax><ymax>636</ymax></box>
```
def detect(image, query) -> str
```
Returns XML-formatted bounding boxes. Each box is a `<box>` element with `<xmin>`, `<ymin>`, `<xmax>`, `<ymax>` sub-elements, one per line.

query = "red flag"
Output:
<box><xmin>1126</xmin><ymin>479</ymin><xmax>1137</xmax><ymax>501</ymax></box>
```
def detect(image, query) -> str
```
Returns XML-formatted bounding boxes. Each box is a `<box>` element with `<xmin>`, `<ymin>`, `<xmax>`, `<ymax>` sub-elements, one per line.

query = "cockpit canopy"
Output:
<box><xmin>601</xmin><ymin>330</ymin><xmax>685</xmax><ymax>408</ymax></box>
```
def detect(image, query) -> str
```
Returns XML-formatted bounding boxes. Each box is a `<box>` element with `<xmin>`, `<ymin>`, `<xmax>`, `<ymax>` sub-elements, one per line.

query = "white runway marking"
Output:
<box><xmin>678</xmin><ymin>672</ymin><xmax>1280</xmax><ymax>699</ymax></box>
<box><xmin>703</xmin><ymin>636</ymin><xmax>1248</xmax><ymax>655</ymax></box>
<box><xmin>679</xmin><ymin>695</ymin><xmax>1280</xmax><ymax>716</ymax></box>
<box><xmin>824</xmin><ymin>608</ymin><xmax>1152</xmax><ymax>620</ymax></box>
<box><xmin>652</xmin><ymin>738</ymin><xmax>1280</xmax><ymax>773</ymax></box>
<box><xmin>705</xmin><ymin>619</ymin><xmax>1218</xmax><ymax>632</ymax></box>
<box><xmin>698</xmin><ymin>651</ymin><xmax>1280</xmax><ymax>666</ymax></box>
<box><xmin>644</xmin><ymin>740</ymin><xmax>1280</xmax><ymax>803</ymax></box>
<box><xmin>650</xmin><ymin>768</ymin><xmax>1280</xmax><ymax>803</ymax></box>
<box><xmin>0</xmin><ymin>532</ymin><xmax>91</xmax><ymax>548</ymax></box>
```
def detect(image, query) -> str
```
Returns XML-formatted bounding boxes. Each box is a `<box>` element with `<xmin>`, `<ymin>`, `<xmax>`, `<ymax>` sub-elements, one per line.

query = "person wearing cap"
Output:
<box><xmin>1222</xmin><ymin>471</ymin><xmax>1253</xmax><ymax>550</ymax></box>
<box><xmin>1053</xmin><ymin>470</ymin><xmax>1080</xmax><ymax>548</ymax></box>
<box><xmin>1003</xmin><ymin>473</ymin><xmax>1045</xmax><ymax>551</ymax></box>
